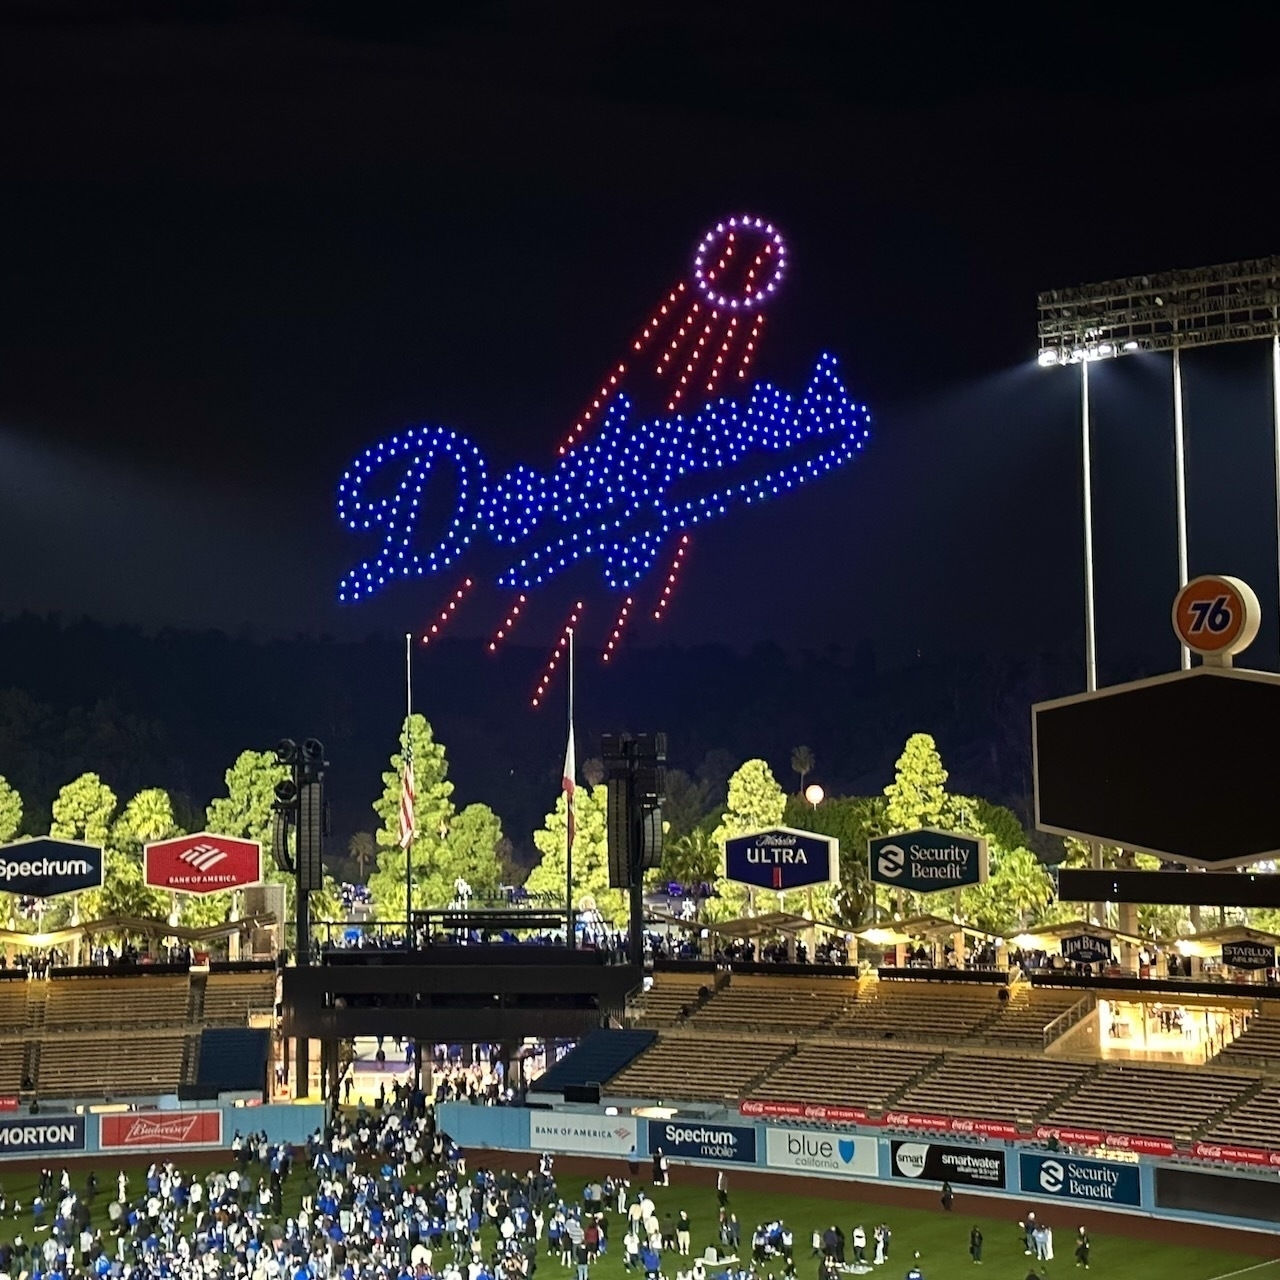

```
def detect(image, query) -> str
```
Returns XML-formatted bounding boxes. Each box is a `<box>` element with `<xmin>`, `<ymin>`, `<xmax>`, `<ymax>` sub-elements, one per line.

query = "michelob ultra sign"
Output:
<box><xmin>723</xmin><ymin>827</ymin><xmax>838</xmax><ymax>891</ymax></box>
<box><xmin>868</xmin><ymin>828</ymin><xmax>988</xmax><ymax>892</ymax></box>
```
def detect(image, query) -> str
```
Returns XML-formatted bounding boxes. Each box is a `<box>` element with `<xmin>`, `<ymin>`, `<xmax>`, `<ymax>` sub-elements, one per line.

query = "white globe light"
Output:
<box><xmin>804</xmin><ymin>783</ymin><xmax>825</xmax><ymax>807</ymax></box>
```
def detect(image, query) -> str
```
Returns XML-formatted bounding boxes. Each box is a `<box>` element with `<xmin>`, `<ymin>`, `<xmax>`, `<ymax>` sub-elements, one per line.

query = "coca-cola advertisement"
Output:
<box><xmin>100</xmin><ymin>1110</ymin><xmax>223</xmax><ymax>1150</ymax></box>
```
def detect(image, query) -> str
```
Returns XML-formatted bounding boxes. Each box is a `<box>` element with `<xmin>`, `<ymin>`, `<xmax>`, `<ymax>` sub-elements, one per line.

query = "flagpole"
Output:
<box><xmin>566</xmin><ymin>628</ymin><xmax>576</xmax><ymax>952</ymax></box>
<box><xmin>404</xmin><ymin>632</ymin><xmax>413</xmax><ymax>945</ymax></box>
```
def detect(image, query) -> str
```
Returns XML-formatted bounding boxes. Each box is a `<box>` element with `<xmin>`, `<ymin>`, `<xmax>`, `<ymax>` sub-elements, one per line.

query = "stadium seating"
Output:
<box><xmin>1042</xmin><ymin>1062</ymin><xmax>1255</xmax><ymax>1137</ymax></box>
<box><xmin>534</xmin><ymin>1029</ymin><xmax>657</xmax><ymax>1094</ymax></box>
<box><xmin>634</xmin><ymin>973</ymin><xmax>713</xmax><ymax>1026</ymax></box>
<box><xmin>0</xmin><ymin>1040</ymin><xmax>24</xmax><ymax>1093</ymax></box>
<box><xmin>982</xmin><ymin>987</ymin><xmax>1088</xmax><ymax>1048</ymax></box>
<box><xmin>1202</xmin><ymin>1079</ymin><xmax>1280</xmax><ymax>1150</ymax></box>
<box><xmin>0</xmin><ymin>981</ymin><xmax>31</xmax><ymax>1033</ymax></box>
<box><xmin>749</xmin><ymin>1040</ymin><xmax>939</xmax><ymax>1111</ymax></box>
<box><xmin>1215</xmin><ymin>1011</ymin><xmax>1280</xmax><ymax>1065</ymax></box>
<box><xmin>690</xmin><ymin>977</ymin><xmax>855</xmax><ymax>1033</ymax></box>
<box><xmin>893</xmin><ymin>1052</ymin><xmax>1094</xmax><ymax>1119</ymax></box>
<box><xmin>44</xmin><ymin>975</ymin><xmax>189</xmax><ymax>1030</ymax></box>
<box><xmin>36</xmin><ymin>1029</ymin><xmax>189</xmax><ymax>1098</ymax></box>
<box><xmin>203</xmin><ymin>971</ymin><xmax>276</xmax><ymax>1025</ymax></box>
<box><xmin>607</xmin><ymin>1032</ymin><xmax>793</xmax><ymax>1101</ymax></box>
<box><xmin>829</xmin><ymin>978</ymin><xmax>999</xmax><ymax>1041</ymax></box>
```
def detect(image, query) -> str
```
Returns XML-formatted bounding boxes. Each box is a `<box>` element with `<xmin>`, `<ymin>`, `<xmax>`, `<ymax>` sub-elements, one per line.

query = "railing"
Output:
<box><xmin>1042</xmin><ymin>992</ymin><xmax>1096</xmax><ymax>1051</ymax></box>
<box><xmin>878</xmin><ymin>966</ymin><xmax>1010</xmax><ymax>985</ymax></box>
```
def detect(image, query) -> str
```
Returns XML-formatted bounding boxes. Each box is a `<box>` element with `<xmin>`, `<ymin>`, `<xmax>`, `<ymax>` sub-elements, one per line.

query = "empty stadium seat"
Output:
<box><xmin>829</xmin><ymin>978</ymin><xmax>998</xmax><ymax>1042</ymax></box>
<box><xmin>535</xmin><ymin>1029</ymin><xmax>657</xmax><ymax>1093</ymax></box>
<box><xmin>36</xmin><ymin>1030</ymin><xmax>188</xmax><ymax>1098</ymax></box>
<box><xmin>606</xmin><ymin>1032</ymin><xmax>792</xmax><ymax>1101</ymax></box>
<box><xmin>203</xmin><ymin>971</ymin><xmax>276</xmax><ymax>1025</ymax></box>
<box><xmin>44</xmin><ymin>975</ymin><xmax>190</xmax><ymax>1030</ymax></box>
<box><xmin>1202</xmin><ymin>1079</ymin><xmax>1280</xmax><ymax>1150</ymax></box>
<box><xmin>894</xmin><ymin>1052</ymin><xmax>1093</xmax><ymax>1119</ymax></box>
<box><xmin>750</xmin><ymin>1041</ymin><xmax>939</xmax><ymax>1111</ymax></box>
<box><xmin>690</xmin><ymin>977</ymin><xmax>855</xmax><ymax>1033</ymax></box>
<box><xmin>1216</xmin><ymin>1012</ymin><xmax>1280</xmax><ymax>1065</ymax></box>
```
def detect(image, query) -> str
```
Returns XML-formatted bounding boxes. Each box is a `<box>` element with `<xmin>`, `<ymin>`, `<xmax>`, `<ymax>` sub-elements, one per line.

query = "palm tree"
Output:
<box><xmin>348</xmin><ymin>831</ymin><xmax>376</xmax><ymax>882</ymax></box>
<box><xmin>790</xmin><ymin>745</ymin><xmax>815</xmax><ymax>796</ymax></box>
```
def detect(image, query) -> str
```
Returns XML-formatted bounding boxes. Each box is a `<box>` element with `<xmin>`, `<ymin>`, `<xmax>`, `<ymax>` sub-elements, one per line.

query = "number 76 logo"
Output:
<box><xmin>1172</xmin><ymin>576</ymin><xmax>1260</xmax><ymax>659</ymax></box>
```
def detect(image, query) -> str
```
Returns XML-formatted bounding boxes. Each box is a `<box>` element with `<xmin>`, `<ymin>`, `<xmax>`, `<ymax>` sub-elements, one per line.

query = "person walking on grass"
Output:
<box><xmin>968</xmin><ymin>1226</ymin><xmax>982</xmax><ymax>1264</ymax></box>
<box><xmin>940</xmin><ymin>1182</ymin><xmax>953</xmax><ymax>1212</ymax></box>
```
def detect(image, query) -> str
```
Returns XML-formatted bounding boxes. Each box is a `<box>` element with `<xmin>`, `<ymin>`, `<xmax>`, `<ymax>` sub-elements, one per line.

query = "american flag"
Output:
<box><xmin>563</xmin><ymin>722</ymin><xmax>576</xmax><ymax>852</ymax></box>
<box><xmin>398</xmin><ymin>742</ymin><xmax>417</xmax><ymax>850</ymax></box>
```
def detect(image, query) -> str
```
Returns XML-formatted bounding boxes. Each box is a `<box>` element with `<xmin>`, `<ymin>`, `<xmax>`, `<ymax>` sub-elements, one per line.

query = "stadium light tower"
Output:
<box><xmin>1038</xmin><ymin>256</ymin><xmax>1280</xmax><ymax>685</ymax></box>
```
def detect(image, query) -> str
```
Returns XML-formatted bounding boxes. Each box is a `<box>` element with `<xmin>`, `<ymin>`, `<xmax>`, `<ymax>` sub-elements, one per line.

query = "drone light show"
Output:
<box><xmin>336</xmin><ymin>215</ymin><xmax>873</xmax><ymax>703</ymax></box>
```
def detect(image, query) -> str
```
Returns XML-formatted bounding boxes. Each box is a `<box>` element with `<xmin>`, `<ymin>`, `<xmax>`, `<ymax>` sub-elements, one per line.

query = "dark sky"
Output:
<box><xmin>4</xmin><ymin>1</ymin><xmax>1280</xmax><ymax>685</ymax></box>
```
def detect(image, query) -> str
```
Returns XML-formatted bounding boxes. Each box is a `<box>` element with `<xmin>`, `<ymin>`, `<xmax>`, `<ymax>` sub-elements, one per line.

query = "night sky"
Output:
<box><xmin>5</xmin><ymin>2</ymin><xmax>1280</xmax><ymax>688</ymax></box>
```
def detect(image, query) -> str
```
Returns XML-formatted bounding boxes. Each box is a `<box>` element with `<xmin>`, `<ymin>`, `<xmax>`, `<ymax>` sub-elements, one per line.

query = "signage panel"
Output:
<box><xmin>529</xmin><ymin>1114</ymin><xmax>637</xmax><ymax>1157</ymax></box>
<box><xmin>100</xmin><ymin>1110</ymin><xmax>223</xmax><ymax>1150</ymax></box>
<box><xmin>1060</xmin><ymin>933</ymin><xmax>1113</xmax><ymax>964</ymax></box>
<box><xmin>648</xmin><ymin>1120</ymin><xmax>757</xmax><ymax>1164</ymax></box>
<box><xmin>144</xmin><ymin>832</ymin><xmax>263</xmax><ymax>894</ymax></box>
<box><xmin>724</xmin><ymin>827</ymin><xmax>837</xmax><ymax>892</ymax></box>
<box><xmin>765</xmin><ymin>1127</ymin><xmax>876</xmax><ymax>1177</ymax></box>
<box><xmin>890</xmin><ymin>1140</ymin><xmax>1005</xmax><ymax>1188</ymax></box>
<box><xmin>868</xmin><ymin>828</ymin><xmax>987</xmax><ymax>893</ymax></box>
<box><xmin>0</xmin><ymin>1115</ymin><xmax>87</xmax><ymax>1153</ymax></box>
<box><xmin>0</xmin><ymin>837</ymin><xmax>104</xmax><ymax>898</ymax></box>
<box><xmin>1221</xmin><ymin>940</ymin><xmax>1275</xmax><ymax>970</ymax></box>
<box><xmin>1018</xmin><ymin>1152</ymin><xmax>1140</xmax><ymax>1206</ymax></box>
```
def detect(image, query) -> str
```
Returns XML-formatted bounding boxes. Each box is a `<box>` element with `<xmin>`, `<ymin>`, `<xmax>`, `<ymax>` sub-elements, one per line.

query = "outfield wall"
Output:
<box><xmin>0</xmin><ymin>1100</ymin><xmax>324</xmax><ymax>1161</ymax></box>
<box><xmin>436</xmin><ymin>1103</ymin><xmax>1280</xmax><ymax>1235</ymax></box>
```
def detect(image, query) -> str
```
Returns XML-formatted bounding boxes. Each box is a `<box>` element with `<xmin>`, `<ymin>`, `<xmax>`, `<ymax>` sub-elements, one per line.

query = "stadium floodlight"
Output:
<box><xmin>1037</xmin><ymin>255</ymin><xmax>1280</xmax><ymax>690</ymax></box>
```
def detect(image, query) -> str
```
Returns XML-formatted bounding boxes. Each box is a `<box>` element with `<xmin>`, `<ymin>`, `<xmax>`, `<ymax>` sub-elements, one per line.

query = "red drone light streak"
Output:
<box><xmin>487</xmin><ymin>593</ymin><xmax>528</xmax><ymax>652</ymax></box>
<box><xmin>601</xmin><ymin>596</ymin><xmax>634</xmax><ymax>662</ymax></box>
<box><xmin>421</xmin><ymin>579</ymin><xmax>473</xmax><ymax>645</ymax></box>
<box><xmin>531</xmin><ymin>602</ymin><xmax>584</xmax><ymax>707</ymax></box>
<box><xmin>652</xmin><ymin>536</ymin><xmax>691</xmax><ymax>622</ymax></box>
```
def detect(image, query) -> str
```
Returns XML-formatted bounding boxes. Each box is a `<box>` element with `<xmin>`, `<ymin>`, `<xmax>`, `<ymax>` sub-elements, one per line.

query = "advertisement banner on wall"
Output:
<box><xmin>529</xmin><ymin>1114</ymin><xmax>637</xmax><ymax>1157</ymax></box>
<box><xmin>1019</xmin><ymin>1152</ymin><xmax>1141</xmax><ymax>1206</ymax></box>
<box><xmin>648</xmin><ymin>1121</ymin><xmax>757</xmax><ymax>1164</ymax></box>
<box><xmin>890</xmin><ymin>1140</ymin><xmax>1005</xmax><ymax>1188</ymax></box>
<box><xmin>100</xmin><ymin>1110</ymin><xmax>223</xmax><ymax>1150</ymax></box>
<box><xmin>724</xmin><ymin>828</ymin><xmax>838</xmax><ymax>892</ymax></box>
<box><xmin>144</xmin><ymin>832</ymin><xmax>263</xmax><ymax>894</ymax></box>
<box><xmin>765</xmin><ymin>1127</ymin><xmax>877</xmax><ymax>1177</ymax></box>
<box><xmin>868</xmin><ymin>829</ymin><xmax>988</xmax><ymax>893</ymax></box>
<box><xmin>0</xmin><ymin>1115</ymin><xmax>87</xmax><ymax>1154</ymax></box>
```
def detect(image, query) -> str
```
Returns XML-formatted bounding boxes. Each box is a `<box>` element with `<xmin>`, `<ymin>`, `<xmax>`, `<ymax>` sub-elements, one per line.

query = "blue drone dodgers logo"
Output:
<box><xmin>337</xmin><ymin>354</ymin><xmax>870</xmax><ymax>601</ymax></box>
<box><xmin>335</xmin><ymin>214</ymin><xmax>874</xmax><ymax>683</ymax></box>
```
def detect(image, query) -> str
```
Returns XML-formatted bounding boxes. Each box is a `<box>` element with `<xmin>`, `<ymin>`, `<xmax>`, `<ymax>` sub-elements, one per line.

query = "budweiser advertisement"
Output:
<box><xmin>144</xmin><ymin>832</ymin><xmax>262</xmax><ymax>895</ymax></box>
<box><xmin>100</xmin><ymin>1110</ymin><xmax>223</xmax><ymax>1150</ymax></box>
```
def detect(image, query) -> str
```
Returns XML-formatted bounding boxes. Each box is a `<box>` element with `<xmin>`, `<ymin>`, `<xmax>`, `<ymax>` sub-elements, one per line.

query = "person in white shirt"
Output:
<box><xmin>852</xmin><ymin>1225</ymin><xmax>867</xmax><ymax>1265</ymax></box>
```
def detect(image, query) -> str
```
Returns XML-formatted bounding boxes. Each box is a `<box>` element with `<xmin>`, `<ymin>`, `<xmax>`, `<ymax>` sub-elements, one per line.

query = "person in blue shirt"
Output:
<box><xmin>906</xmin><ymin>1265</ymin><xmax>923</xmax><ymax>1280</ymax></box>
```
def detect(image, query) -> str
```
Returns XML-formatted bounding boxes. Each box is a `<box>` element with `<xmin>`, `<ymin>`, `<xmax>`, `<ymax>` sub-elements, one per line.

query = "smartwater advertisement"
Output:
<box><xmin>1019</xmin><ymin>1153</ymin><xmax>1141</xmax><ymax>1206</ymax></box>
<box><xmin>891</xmin><ymin>1140</ymin><xmax>1005</xmax><ymax>1188</ymax></box>
<box><xmin>648</xmin><ymin>1121</ymin><xmax>757</xmax><ymax>1164</ymax></box>
<box><xmin>766</xmin><ymin>1127</ymin><xmax>877</xmax><ymax>1177</ymax></box>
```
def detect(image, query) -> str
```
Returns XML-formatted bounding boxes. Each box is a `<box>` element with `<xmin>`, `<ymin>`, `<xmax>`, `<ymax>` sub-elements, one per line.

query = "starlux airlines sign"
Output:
<box><xmin>868</xmin><ymin>828</ymin><xmax>988</xmax><ymax>893</ymax></box>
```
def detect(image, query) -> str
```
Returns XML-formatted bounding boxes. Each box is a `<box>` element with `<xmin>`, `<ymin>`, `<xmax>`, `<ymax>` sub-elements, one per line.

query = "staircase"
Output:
<box><xmin>1196</xmin><ymin>1075</ymin><xmax>1270</xmax><ymax>1140</ymax></box>
<box><xmin>1035</xmin><ymin>1061</ymin><xmax>1102</xmax><ymax>1122</ymax></box>
<box><xmin>188</xmin><ymin>972</ymin><xmax>207</xmax><ymax>1024</ymax></box>
<box><xmin>742</xmin><ymin>1043</ymin><xmax>799</xmax><ymax>1096</ymax></box>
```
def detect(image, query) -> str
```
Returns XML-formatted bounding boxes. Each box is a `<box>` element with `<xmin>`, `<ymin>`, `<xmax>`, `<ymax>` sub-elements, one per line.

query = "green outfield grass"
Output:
<box><xmin>0</xmin><ymin>1158</ymin><xmax>1273</xmax><ymax>1280</ymax></box>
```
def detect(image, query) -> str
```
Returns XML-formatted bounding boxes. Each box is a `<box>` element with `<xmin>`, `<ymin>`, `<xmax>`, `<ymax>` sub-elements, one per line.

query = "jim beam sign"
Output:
<box><xmin>868</xmin><ymin>828</ymin><xmax>988</xmax><ymax>893</ymax></box>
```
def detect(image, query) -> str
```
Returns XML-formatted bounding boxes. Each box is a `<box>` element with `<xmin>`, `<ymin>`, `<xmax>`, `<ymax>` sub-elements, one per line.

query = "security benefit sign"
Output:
<box><xmin>1061</xmin><ymin>933</ymin><xmax>1113</xmax><ymax>965</ymax></box>
<box><xmin>766</xmin><ymin>1127</ymin><xmax>877</xmax><ymax>1177</ymax></box>
<box><xmin>724</xmin><ymin>827</ymin><xmax>838</xmax><ymax>892</ymax></box>
<box><xmin>891</xmin><ymin>1140</ymin><xmax>1005</xmax><ymax>1188</ymax></box>
<box><xmin>0</xmin><ymin>1114</ymin><xmax>87</xmax><ymax>1154</ymax></box>
<box><xmin>1222</xmin><ymin>940</ymin><xmax>1276</xmax><ymax>970</ymax></box>
<box><xmin>1019</xmin><ymin>1152</ymin><xmax>1140</xmax><ymax>1206</ymax></box>
<box><xmin>868</xmin><ymin>829</ymin><xmax>987</xmax><ymax>893</ymax></box>
<box><xmin>648</xmin><ymin>1121</ymin><xmax>757</xmax><ymax>1164</ymax></box>
<box><xmin>144</xmin><ymin>832</ymin><xmax>263</xmax><ymax>894</ymax></box>
<box><xmin>0</xmin><ymin>837</ymin><xmax>104</xmax><ymax>898</ymax></box>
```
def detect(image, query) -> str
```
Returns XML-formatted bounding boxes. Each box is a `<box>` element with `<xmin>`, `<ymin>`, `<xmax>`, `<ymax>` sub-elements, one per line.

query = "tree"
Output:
<box><xmin>782</xmin><ymin>793</ymin><xmax>886</xmax><ymax>927</ymax></box>
<box><xmin>582</xmin><ymin>758</ymin><xmax>605</xmax><ymax>787</ymax></box>
<box><xmin>884</xmin><ymin>734</ymin><xmax>955</xmax><ymax>833</ymax></box>
<box><xmin>368</xmin><ymin>714</ymin><xmax>455</xmax><ymax>919</ymax></box>
<box><xmin>714</xmin><ymin>759</ymin><xmax>787</xmax><ymax>842</ymax></box>
<box><xmin>79</xmin><ymin>787</ymin><xmax>181</xmax><ymax>923</ymax></box>
<box><xmin>0</xmin><ymin>776</ymin><xmax>21</xmax><ymax>845</ymax></box>
<box><xmin>660</xmin><ymin>828</ymin><xmax>721</xmax><ymax>890</ymax></box>
<box><xmin>790</xmin><ymin>745</ymin><xmax>815</xmax><ymax>796</ymax></box>
<box><xmin>111</xmin><ymin>787</ymin><xmax>181</xmax><ymax>855</ymax></box>
<box><xmin>526</xmin><ymin>784</ymin><xmax>627</xmax><ymax>925</ymax></box>
<box><xmin>432</xmin><ymin>803</ymin><xmax>505</xmax><ymax>905</ymax></box>
<box><xmin>660</xmin><ymin>769</ymin><xmax>712</xmax><ymax>841</ymax></box>
<box><xmin>206</xmin><ymin>750</ymin><xmax>289</xmax><ymax>847</ymax></box>
<box><xmin>959</xmin><ymin>846</ymin><xmax>1054</xmax><ymax>933</ymax></box>
<box><xmin>348</xmin><ymin>831</ymin><xmax>376</xmax><ymax>882</ymax></box>
<box><xmin>50</xmin><ymin>772</ymin><xmax>117</xmax><ymax>843</ymax></box>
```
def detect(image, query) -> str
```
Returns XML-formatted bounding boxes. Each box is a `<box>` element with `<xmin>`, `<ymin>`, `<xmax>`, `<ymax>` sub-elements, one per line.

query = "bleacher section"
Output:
<box><xmin>1216</xmin><ymin>1012</ymin><xmax>1280</xmax><ymax>1065</ymax></box>
<box><xmin>0</xmin><ymin>981</ymin><xmax>31</xmax><ymax>1033</ymax></box>
<box><xmin>535</xmin><ymin>1029</ymin><xmax>657</xmax><ymax>1094</ymax></box>
<box><xmin>44</xmin><ymin>975</ymin><xmax>190</xmax><ymax>1030</ymax></box>
<box><xmin>204</xmin><ymin>971</ymin><xmax>276</xmax><ymax>1026</ymax></box>
<box><xmin>608</xmin><ymin>1032</ymin><xmax>793</xmax><ymax>1101</ymax></box>
<box><xmin>0</xmin><ymin>1041</ymin><xmax>24</xmax><ymax>1094</ymax></box>
<box><xmin>749</xmin><ymin>1041</ymin><xmax>938</xmax><ymax>1111</ymax></box>
<box><xmin>690</xmin><ymin>977</ymin><xmax>855</xmax><ymax>1033</ymax></box>
<box><xmin>197</xmin><ymin>1028</ymin><xmax>270</xmax><ymax>1093</ymax></box>
<box><xmin>37</xmin><ymin>1030</ymin><xmax>188</xmax><ymax>1097</ymax></box>
<box><xmin>634</xmin><ymin>973</ymin><xmax>711</xmax><ymax>1025</ymax></box>
<box><xmin>1042</xmin><ymin>1063</ymin><xmax>1256</xmax><ymax>1137</ymax></box>
<box><xmin>829</xmin><ymin>979</ymin><xmax>999</xmax><ymax>1041</ymax></box>
<box><xmin>983</xmin><ymin>987</ymin><xmax>1087</xmax><ymax>1048</ymax></box>
<box><xmin>894</xmin><ymin>1053</ymin><xmax>1094</xmax><ymax>1119</ymax></box>
<box><xmin>1202</xmin><ymin>1079</ymin><xmax>1280</xmax><ymax>1151</ymax></box>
